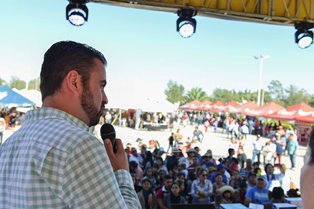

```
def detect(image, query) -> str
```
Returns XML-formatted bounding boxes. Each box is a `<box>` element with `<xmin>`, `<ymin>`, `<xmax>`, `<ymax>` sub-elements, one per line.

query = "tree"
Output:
<box><xmin>308</xmin><ymin>95</ymin><xmax>314</xmax><ymax>107</ymax></box>
<box><xmin>238</xmin><ymin>89</ymin><xmax>258</xmax><ymax>103</ymax></box>
<box><xmin>9</xmin><ymin>76</ymin><xmax>26</xmax><ymax>90</ymax></box>
<box><xmin>268</xmin><ymin>80</ymin><xmax>284</xmax><ymax>101</ymax></box>
<box><xmin>164</xmin><ymin>80</ymin><xmax>185</xmax><ymax>104</ymax></box>
<box><xmin>212</xmin><ymin>88</ymin><xmax>240</xmax><ymax>102</ymax></box>
<box><xmin>0</xmin><ymin>77</ymin><xmax>6</xmax><ymax>86</ymax></box>
<box><xmin>262</xmin><ymin>90</ymin><xmax>273</xmax><ymax>105</ymax></box>
<box><xmin>185</xmin><ymin>87</ymin><xmax>208</xmax><ymax>102</ymax></box>
<box><xmin>284</xmin><ymin>85</ymin><xmax>310</xmax><ymax>106</ymax></box>
<box><xmin>28</xmin><ymin>78</ymin><xmax>40</xmax><ymax>90</ymax></box>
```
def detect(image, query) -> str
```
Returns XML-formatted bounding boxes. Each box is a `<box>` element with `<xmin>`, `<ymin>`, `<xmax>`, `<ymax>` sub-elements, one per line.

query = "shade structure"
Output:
<box><xmin>261</xmin><ymin>102</ymin><xmax>285</xmax><ymax>117</ymax></box>
<box><xmin>224</xmin><ymin>101</ymin><xmax>241</xmax><ymax>113</ymax></box>
<box><xmin>296</xmin><ymin>113</ymin><xmax>314</xmax><ymax>123</ymax></box>
<box><xmin>13</xmin><ymin>88</ymin><xmax>42</xmax><ymax>107</ymax></box>
<box><xmin>267</xmin><ymin>102</ymin><xmax>314</xmax><ymax>121</ymax></box>
<box><xmin>198</xmin><ymin>100</ymin><xmax>212</xmax><ymax>111</ymax></box>
<box><xmin>0</xmin><ymin>86</ymin><xmax>36</xmax><ymax>107</ymax></box>
<box><xmin>107</xmin><ymin>92</ymin><xmax>178</xmax><ymax>113</ymax></box>
<box><xmin>179</xmin><ymin>100</ymin><xmax>203</xmax><ymax>111</ymax></box>
<box><xmin>209</xmin><ymin>100</ymin><xmax>225</xmax><ymax>112</ymax></box>
<box><xmin>238</xmin><ymin>101</ymin><xmax>263</xmax><ymax>117</ymax></box>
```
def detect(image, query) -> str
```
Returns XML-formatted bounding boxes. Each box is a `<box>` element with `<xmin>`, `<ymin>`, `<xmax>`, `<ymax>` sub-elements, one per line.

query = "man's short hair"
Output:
<box><xmin>40</xmin><ymin>41</ymin><xmax>107</xmax><ymax>100</ymax></box>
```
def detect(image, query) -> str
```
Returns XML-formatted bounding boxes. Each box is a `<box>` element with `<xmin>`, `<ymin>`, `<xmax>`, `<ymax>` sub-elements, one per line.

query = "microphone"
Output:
<box><xmin>100</xmin><ymin>123</ymin><xmax>117</xmax><ymax>153</ymax></box>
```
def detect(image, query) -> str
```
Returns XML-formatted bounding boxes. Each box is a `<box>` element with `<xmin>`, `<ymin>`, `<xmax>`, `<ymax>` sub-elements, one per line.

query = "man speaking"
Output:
<box><xmin>0</xmin><ymin>41</ymin><xmax>141</xmax><ymax>209</ymax></box>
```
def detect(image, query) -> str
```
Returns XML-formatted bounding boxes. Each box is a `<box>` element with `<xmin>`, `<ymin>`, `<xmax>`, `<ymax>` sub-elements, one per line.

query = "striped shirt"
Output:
<box><xmin>0</xmin><ymin>107</ymin><xmax>141</xmax><ymax>209</ymax></box>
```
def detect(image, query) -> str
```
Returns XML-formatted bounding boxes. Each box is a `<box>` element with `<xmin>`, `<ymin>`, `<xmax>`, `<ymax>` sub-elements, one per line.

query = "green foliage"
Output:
<box><xmin>262</xmin><ymin>119</ymin><xmax>294</xmax><ymax>129</ymax></box>
<box><xmin>213</xmin><ymin>112</ymin><xmax>219</xmax><ymax>118</ymax></box>
<box><xmin>238</xmin><ymin>89</ymin><xmax>258</xmax><ymax>102</ymax></box>
<box><xmin>229</xmin><ymin>113</ymin><xmax>237</xmax><ymax>119</ymax></box>
<box><xmin>268</xmin><ymin>80</ymin><xmax>284</xmax><ymax>100</ymax></box>
<box><xmin>166</xmin><ymin>79</ymin><xmax>314</xmax><ymax>108</ymax></box>
<box><xmin>0</xmin><ymin>77</ymin><xmax>6</xmax><ymax>86</ymax></box>
<box><xmin>28</xmin><ymin>78</ymin><xmax>40</xmax><ymax>90</ymax></box>
<box><xmin>185</xmin><ymin>87</ymin><xmax>208</xmax><ymax>102</ymax></box>
<box><xmin>9</xmin><ymin>76</ymin><xmax>26</xmax><ymax>90</ymax></box>
<box><xmin>284</xmin><ymin>85</ymin><xmax>310</xmax><ymax>106</ymax></box>
<box><xmin>309</xmin><ymin>96</ymin><xmax>314</xmax><ymax>107</ymax></box>
<box><xmin>212</xmin><ymin>88</ymin><xmax>240</xmax><ymax>102</ymax></box>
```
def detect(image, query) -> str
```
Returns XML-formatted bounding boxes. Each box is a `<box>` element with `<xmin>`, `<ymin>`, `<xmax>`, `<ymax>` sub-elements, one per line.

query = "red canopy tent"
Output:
<box><xmin>210</xmin><ymin>100</ymin><xmax>225</xmax><ymax>112</ymax></box>
<box><xmin>261</xmin><ymin>102</ymin><xmax>285</xmax><ymax>117</ymax></box>
<box><xmin>179</xmin><ymin>100</ymin><xmax>203</xmax><ymax>111</ymax></box>
<box><xmin>224</xmin><ymin>100</ymin><xmax>241</xmax><ymax>113</ymax></box>
<box><xmin>198</xmin><ymin>100</ymin><xmax>212</xmax><ymax>111</ymax></box>
<box><xmin>267</xmin><ymin>102</ymin><xmax>314</xmax><ymax>121</ymax></box>
<box><xmin>296</xmin><ymin>113</ymin><xmax>314</xmax><ymax>123</ymax></box>
<box><xmin>238</xmin><ymin>101</ymin><xmax>263</xmax><ymax>117</ymax></box>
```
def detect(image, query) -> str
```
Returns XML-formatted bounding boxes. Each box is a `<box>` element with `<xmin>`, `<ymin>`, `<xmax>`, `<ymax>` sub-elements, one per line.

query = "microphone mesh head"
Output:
<box><xmin>100</xmin><ymin>123</ymin><xmax>116</xmax><ymax>140</ymax></box>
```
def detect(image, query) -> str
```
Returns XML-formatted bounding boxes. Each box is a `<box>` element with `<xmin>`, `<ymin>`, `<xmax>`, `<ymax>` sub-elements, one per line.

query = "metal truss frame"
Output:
<box><xmin>91</xmin><ymin>0</ymin><xmax>314</xmax><ymax>26</ymax></box>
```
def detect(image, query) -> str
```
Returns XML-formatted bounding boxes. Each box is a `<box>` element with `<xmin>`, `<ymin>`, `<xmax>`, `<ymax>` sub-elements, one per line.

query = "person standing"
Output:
<box><xmin>193</xmin><ymin>126</ymin><xmax>204</xmax><ymax>143</ymax></box>
<box><xmin>252</xmin><ymin>135</ymin><xmax>264</xmax><ymax>164</ymax></box>
<box><xmin>0</xmin><ymin>41</ymin><xmax>140</xmax><ymax>208</ymax></box>
<box><xmin>166</xmin><ymin>132</ymin><xmax>175</xmax><ymax>154</ymax></box>
<box><xmin>274</xmin><ymin>133</ymin><xmax>285</xmax><ymax>165</ymax></box>
<box><xmin>286</xmin><ymin>131</ymin><xmax>298</xmax><ymax>170</ymax></box>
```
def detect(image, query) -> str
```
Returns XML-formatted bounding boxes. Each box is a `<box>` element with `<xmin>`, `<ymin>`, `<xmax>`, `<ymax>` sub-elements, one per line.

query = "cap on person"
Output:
<box><xmin>208</xmin><ymin>166</ymin><xmax>217</xmax><ymax>172</ymax></box>
<box><xmin>187</xmin><ymin>148</ymin><xmax>197</xmax><ymax>154</ymax></box>
<box><xmin>217</xmin><ymin>163</ymin><xmax>226</xmax><ymax>170</ymax></box>
<box><xmin>257</xmin><ymin>175</ymin><xmax>266</xmax><ymax>181</ymax></box>
<box><xmin>142</xmin><ymin>177</ymin><xmax>151</xmax><ymax>184</ymax></box>
<box><xmin>172</xmin><ymin>148</ymin><xmax>181</xmax><ymax>153</ymax></box>
<box><xmin>158</xmin><ymin>147</ymin><xmax>165</xmax><ymax>154</ymax></box>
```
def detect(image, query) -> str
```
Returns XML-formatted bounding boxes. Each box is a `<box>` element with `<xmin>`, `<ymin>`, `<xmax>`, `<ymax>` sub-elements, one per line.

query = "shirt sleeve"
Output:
<box><xmin>59</xmin><ymin>138</ymin><xmax>141</xmax><ymax>209</ymax></box>
<box><xmin>245</xmin><ymin>188</ymin><xmax>254</xmax><ymax>199</ymax></box>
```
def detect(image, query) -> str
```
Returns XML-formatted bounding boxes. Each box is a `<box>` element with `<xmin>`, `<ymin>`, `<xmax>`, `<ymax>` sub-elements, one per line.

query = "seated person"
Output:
<box><xmin>270</xmin><ymin>187</ymin><xmax>288</xmax><ymax>204</ymax></box>
<box><xmin>244</xmin><ymin>176</ymin><xmax>269</xmax><ymax>206</ymax></box>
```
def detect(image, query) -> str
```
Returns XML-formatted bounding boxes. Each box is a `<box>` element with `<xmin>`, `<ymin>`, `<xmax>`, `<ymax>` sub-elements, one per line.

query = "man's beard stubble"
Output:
<box><xmin>81</xmin><ymin>87</ymin><xmax>104</xmax><ymax>127</ymax></box>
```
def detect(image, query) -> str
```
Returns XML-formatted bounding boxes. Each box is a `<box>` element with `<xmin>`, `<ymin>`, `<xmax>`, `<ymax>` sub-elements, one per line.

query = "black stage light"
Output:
<box><xmin>295</xmin><ymin>22</ymin><xmax>314</xmax><ymax>49</ymax></box>
<box><xmin>176</xmin><ymin>8</ymin><xmax>197</xmax><ymax>38</ymax></box>
<box><xmin>66</xmin><ymin>0</ymin><xmax>88</xmax><ymax>26</ymax></box>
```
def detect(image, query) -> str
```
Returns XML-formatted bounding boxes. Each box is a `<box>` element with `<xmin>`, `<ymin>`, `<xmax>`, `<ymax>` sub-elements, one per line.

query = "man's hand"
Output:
<box><xmin>104</xmin><ymin>138</ymin><xmax>129</xmax><ymax>171</ymax></box>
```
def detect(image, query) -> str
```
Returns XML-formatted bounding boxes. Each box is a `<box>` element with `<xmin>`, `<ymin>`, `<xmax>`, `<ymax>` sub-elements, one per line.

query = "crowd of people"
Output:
<box><xmin>119</xmin><ymin>121</ymin><xmax>301</xmax><ymax>209</ymax></box>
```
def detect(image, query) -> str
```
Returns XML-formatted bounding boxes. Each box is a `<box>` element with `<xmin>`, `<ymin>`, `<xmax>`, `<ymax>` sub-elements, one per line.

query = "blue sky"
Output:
<box><xmin>1</xmin><ymin>0</ymin><xmax>313</xmax><ymax>103</ymax></box>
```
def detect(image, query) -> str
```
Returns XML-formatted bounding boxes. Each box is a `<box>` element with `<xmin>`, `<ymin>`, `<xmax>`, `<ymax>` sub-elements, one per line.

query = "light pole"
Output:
<box><xmin>254</xmin><ymin>55</ymin><xmax>270</xmax><ymax>106</ymax></box>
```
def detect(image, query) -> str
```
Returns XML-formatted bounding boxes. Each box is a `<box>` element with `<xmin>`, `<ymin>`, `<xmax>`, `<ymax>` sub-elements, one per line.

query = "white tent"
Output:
<box><xmin>106</xmin><ymin>90</ymin><xmax>177</xmax><ymax>113</ymax></box>
<box><xmin>13</xmin><ymin>88</ymin><xmax>42</xmax><ymax>107</ymax></box>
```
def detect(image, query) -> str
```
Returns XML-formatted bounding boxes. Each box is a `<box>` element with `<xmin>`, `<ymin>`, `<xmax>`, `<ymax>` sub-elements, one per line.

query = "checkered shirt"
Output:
<box><xmin>0</xmin><ymin>107</ymin><xmax>141</xmax><ymax>209</ymax></box>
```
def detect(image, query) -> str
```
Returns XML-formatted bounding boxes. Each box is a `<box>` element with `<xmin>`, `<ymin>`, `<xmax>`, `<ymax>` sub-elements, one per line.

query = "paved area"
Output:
<box><xmin>2</xmin><ymin>124</ymin><xmax>306</xmax><ymax>188</ymax></box>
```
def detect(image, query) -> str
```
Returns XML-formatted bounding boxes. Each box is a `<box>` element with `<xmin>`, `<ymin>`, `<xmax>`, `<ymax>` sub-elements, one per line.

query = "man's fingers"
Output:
<box><xmin>115</xmin><ymin>138</ymin><xmax>123</xmax><ymax>153</ymax></box>
<box><xmin>104</xmin><ymin>139</ymin><xmax>114</xmax><ymax>157</ymax></box>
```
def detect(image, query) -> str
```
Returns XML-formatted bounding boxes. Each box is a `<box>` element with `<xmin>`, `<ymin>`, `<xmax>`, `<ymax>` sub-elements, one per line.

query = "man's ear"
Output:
<box><xmin>64</xmin><ymin>70</ymin><xmax>82</xmax><ymax>94</ymax></box>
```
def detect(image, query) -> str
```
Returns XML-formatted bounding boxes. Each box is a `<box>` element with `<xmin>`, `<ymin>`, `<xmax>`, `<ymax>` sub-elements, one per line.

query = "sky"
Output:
<box><xmin>1</xmin><ymin>0</ymin><xmax>314</xmax><ymax>105</ymax></box>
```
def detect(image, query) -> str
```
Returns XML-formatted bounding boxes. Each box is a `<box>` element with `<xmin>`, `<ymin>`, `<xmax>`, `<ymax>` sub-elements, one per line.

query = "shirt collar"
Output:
<box><xmin>25</xmin><ymin>107</ymin><xmax>90</xmax><ymax>131</ymax></box>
